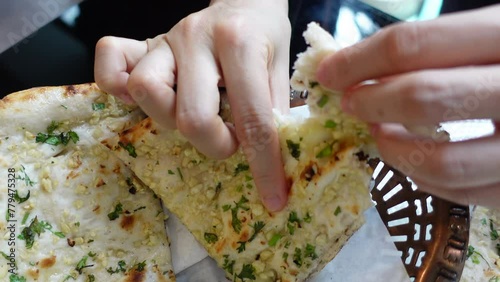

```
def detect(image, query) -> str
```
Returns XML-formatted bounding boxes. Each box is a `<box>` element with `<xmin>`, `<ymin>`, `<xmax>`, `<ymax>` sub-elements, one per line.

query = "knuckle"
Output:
<box><xmin>176</xmin><ymin>110</ymin><xmax>214</xmax><ymax>139</ymax></box>
<box><xmin>214</xmin><ymin>16</ymin><xmax>252</xmax><ymax>49</ymax></box>
<box><xmin>174</xmin><ymin>13</ymin><xmax>206</xmax><ymax>41</ymax></box>
<box><xmin>95</xmin><ymin>36</ymin><xmax>119</xmax><ymax>52</ymax></box>
<box><xmin>236</xmin><ymin>111</ymin><xmax>276</xmax><ymax>151</ymax></box>
<box><xmin>399</xmin><ymin>75</ymin><xmax>448</xmax><ymax>122</ymax></box>
<box><xmin>384</xmin><ymin>23</ymin><xmax>423</xmax><ymax>70</ymax></box>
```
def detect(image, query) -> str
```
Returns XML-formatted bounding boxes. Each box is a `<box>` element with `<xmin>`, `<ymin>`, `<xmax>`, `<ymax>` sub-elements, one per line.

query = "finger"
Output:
<box><xmin>94</xmin><ymin>36</ymin><xmax>148</xmax><ymax>103</ymax></box>
<box><xmin>217</xmin><ymin>28</ymin><xmax>288</xmax><ymax>212</ymax></box>
<box><xmin>127</xmin><ymin>38</ymin><xmax>177</xmax><ymax>129</ymax></box>
<box><xmin>374</xmin><ymin>124</ymin><xmax>500</xmax><ymax>189</ymax></box>
<box><xmin>413</xmin><ymin>178</ymin><xmax>500</xmax><ymax>208</ymax></box>
<box><xmin>316</xmin><ymin>5</ymin><xmax>500</xmax><ymax>91</ymax></box>
<box><xmin>168</xmin><ymin>34</ymin><xmax>239</xmax><ymax>160</ymax></box>
<box><xmin>269</xmin><ymin>54</ymin><xmax>291</xmax><ymax>114</ymax></box>
<box><xmin>343</xmin><ymin>65</ymin><xmax>500</xmax><ymax>124</ymax></box>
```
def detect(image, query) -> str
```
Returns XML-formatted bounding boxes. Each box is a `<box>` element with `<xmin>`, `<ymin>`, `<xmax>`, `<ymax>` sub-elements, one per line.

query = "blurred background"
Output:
<box><xmin>0</xmin><ymin>0</ymin><xmax>498</xmax><ymax>97</ymax></box>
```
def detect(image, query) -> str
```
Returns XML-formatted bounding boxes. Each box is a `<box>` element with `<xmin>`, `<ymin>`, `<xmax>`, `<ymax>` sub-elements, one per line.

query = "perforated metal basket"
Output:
<box><xmin>369</xmin><ymin>159</ymin><xmax>469</xmax><ymax>282</ymax></box>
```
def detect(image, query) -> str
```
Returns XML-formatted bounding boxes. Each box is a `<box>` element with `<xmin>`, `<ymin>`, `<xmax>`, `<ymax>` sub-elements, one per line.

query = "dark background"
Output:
<box><xmin>0</xmin><ymin>0</ymin><xmax>498</xmax><ymax>98</ymax></box>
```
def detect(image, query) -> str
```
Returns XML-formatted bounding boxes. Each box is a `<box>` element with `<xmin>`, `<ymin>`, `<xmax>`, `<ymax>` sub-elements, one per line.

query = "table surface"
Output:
<box><xmin>0</xmin><ymin>0</ymin><xmax>82</xmax><ymax>54</ymax></box>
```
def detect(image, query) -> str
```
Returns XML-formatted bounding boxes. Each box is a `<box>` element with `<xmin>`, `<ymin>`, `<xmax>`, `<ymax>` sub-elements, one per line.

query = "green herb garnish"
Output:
<box><xmin>16</xmin><ymin>165</ymin><xmax>36</xmax><ymax>186</ymax></box>
<box><xmin>92</xmin><ymin>103</ymin><xmax>106</xmax><ymax>111</ymax></box>
<box><xmin>118</xmin><ymin>142</ymin><xmax>137</xmax><ymax>158</ymax></box>
<box><xmin>317</xmin><ymin>95</ymin><xmax>329</xmax><ymax>108</ymax></box>
<box><xmin>107</xmin><ymin>260</ymin><xmax>126</xmax><ymax>274</ymax></box>
<box><xmin>334</xmin><ymin>206</ymin><xmax>342</xmax><ymax>216</ymax></box>
<box><xmin>305</xmin><ymin>244</ymin><xmax>318</xmax><ymax>260</ymax></box>
<box><xmin>316</xmin><ymin>144</ymin><xmax>333</xmax><ymax>158</ymax></box>
<box><xmin>234</xmin><ymin>163</ymin><xmax>249</xmax><ymax>176</ymax></box>
<box><xmin>324</xmin><ymin>119</ymin><xmax>337</xmax><ymax>128</ymax></box>
<box><xmin>222</xmin><ymin>255</ymin><xmax>235</xmax><ymax>274</ymax></box>
<box><xmin>248</xmin><ymin>221</ymin><xmax>265</xmax><ymax>242</ymax></box>
<box><xmin>268</xmin><ymin>234</ymin><xmax>283</xmax><ymax>247</ymax></box>
<box><xmin>176</xmin><ymin>167</ymin><xmax>184</xmax><ymax>181</ymax></box>
<box><xmin>108</xmin><ymin>203</ymin><xmax>123</xmax><ymax>221</ymax></box>
<box><xmin>14</xmin><ymin>190</ymin><xmax>30</xmax><ymax>203</ymax></box>
<box><xmin>230</xmin><ymin>196</ymin><xmax>250</xmax><ymax>233</ymax></box>
<box><xmin>293</xmin><ymin>247</ymin><xmax>303</xmax><ymax>267</ymax></box>
<box><xmin>9</xmin><ymin>274</ymin><xmax>27</xmax><ymax>282</ymax></box>
<box><xmin>76</xmin><ymin>255</ymin><xmax>94</xmax><ymax>274</ymax></box>
<box><xmin>286</xmin><ymin>139</ymin><xmax>301</xmax><ymax>160</ymax></box>
<box><xmin>303</xmin><ymin>212</ymin><xmax>312</xmax><ymax>223</ymax></box>
<box><xmin>237</xmin><ymin>264</ymin><xmax>256</xmax><ymax>280</ymax></box>
<box><xmin>237</xmin><ymin>241</ymin><xmax>246</xmax><ymax>253</ymax></box>
<box><xmin>135</xmin><ymin>261</ymin><xmax>146</xmax><ymax>272</ymax></box>
<box><xmin>204</xmin><ymin>233</ymin><xmax>218</xmax><ymax>244</ymax></box>
<box><xmin>490</xmin><ymin>219</ymin><xmax>499</xmax><ymax>240</ymax></box>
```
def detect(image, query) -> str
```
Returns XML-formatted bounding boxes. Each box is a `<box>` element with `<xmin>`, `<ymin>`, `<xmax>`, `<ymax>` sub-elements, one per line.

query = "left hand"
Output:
<box><xmin>316</xmin><ymin>5</ymin><xmax>500</xmax><ymax>207</ymax></box>
<box><xmin>94</xmin><ymin>0</ymin><xmax>291</xmax><ymax>212</ymax></box>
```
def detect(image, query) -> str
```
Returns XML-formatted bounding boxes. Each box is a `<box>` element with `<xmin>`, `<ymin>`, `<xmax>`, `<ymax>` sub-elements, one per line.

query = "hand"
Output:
<box><xmin>316</xmin><ymin>5</ymin><xmax>500</xmax><ymax>207</ymax></box>
<box><xmin>94</xmin><ymin>0</ymin><xmax>291</xmax><ymax>211</ymax></box>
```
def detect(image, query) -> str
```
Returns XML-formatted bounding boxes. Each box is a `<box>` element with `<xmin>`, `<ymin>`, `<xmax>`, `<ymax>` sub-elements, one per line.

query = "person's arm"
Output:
<box><xmin>94</xmin><ymin>0</ymin><xmax>291</xmax><ymax>211</ymax></box>
<box><xmin>317</xmin><ymin>4</ymin><xmax>500</xmax><ymax>207</ymax></box>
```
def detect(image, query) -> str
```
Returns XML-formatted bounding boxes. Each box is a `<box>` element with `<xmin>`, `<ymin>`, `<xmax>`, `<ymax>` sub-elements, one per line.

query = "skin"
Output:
<box><xmin>94</xmin><ymin>0</ymin><xmax>290</xmax><ymax>211</ymax></box>
<box><xmin>317</xmin><ymin>5</ymin><xmax>500</xmax><ymax>207</ymax></box>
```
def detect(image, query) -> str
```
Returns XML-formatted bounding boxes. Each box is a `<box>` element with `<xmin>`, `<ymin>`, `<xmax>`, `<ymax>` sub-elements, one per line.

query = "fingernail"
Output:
<box><xmin>263</xmin><ymin>195</ymin><xmax>284</xmax><ymax>212</ymax></box>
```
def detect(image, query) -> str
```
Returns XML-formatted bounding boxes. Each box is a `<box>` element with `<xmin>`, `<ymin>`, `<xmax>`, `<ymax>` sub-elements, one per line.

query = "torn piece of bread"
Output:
<box><xmin>103</xmin><ymin>22</ymin><xmax>376</xmax><ymax>281</ymax></box>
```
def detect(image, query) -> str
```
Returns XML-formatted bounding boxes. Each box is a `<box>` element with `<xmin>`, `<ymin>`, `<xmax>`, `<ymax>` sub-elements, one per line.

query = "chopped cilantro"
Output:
<box><xmin>18</xmin><ymin>217</ymin><xmax>64</xmax><ymax>249</ymax></box>
<box><xmin>286</xmin><ymin>139</ymin><xmax>301</xmax><ymax>160</ymax></box>
<box><xmin>234</xmin><ymin>163</ymin><xmax>250</xmax><ymax>176</ymax></box>
<box><xmin>47</xmin><ymin>121</ymin><xmax>59</xmax><ymax>134</ymax></box>
<box><xmin>489</xmin><ymin>276</ymin><xmax>500</xmax><ymax>282</ymax></box>
<box><xmin>237</xmin><ymin>264</ymin><xmax>256</xmax><ymax>280</ymax></box>
<box><xmin>467</xmin><ymin>245</ymin><xmax>491</xmax><ymax>267</ymax></box>
<box><xmin>87</xmin><ymin>274</ymin><xmax>96</xmax><ymax>282</ymax></box>
<box><xmin>309</xmin><ymin>81</ymin><xmax>319</xmax><ymax>88</ymax></box>
<box><xmin>303</xmin><ymin>212</ymin><xmax>312</xmax><ymax>223</ymax></box>
<box><xmin>36</xmin><ymin>122</ymin><xmax>79</xmax><ymax>146</ymax></box>
<box><xmin>107</xmin><ymin>260</ymin><xmax>126</xmax><ymax>274</ymax></box>
<box><xmin>490</xmin><ymin>219</ymin><xmax>499</xmax><ymax>240</ymax></box>
<box><xmin>167</xmin><ymin>170</ymin><xmax>174</xmax><ymax>175</ymax></box>
<box><xmin>248</xmin><ymin>221</ymin><xmax>265</xmax><ymax>242</ymax></box>
<box><xmin>317</xmin><ymin>95</ymin><xmax>329</xmax><ymax>108</ymax></box>
<box><xmin>176</xmin><ymin>167</ymin><xmax>184</xmax><ymax>181</ymax></box>
<box><xmin>237</xmin><ymin>241</ymin><xmax>246</xmax><ymax>253</ymax></box>
<box><xmin>10</xmin><ymin>274</ymin><xmax>27</xmax><ymax>282</ymax></box>
<box><xmin>108</xmin><ymin>203</ymin><xmax>123</xmax><ymax>221</ymax></box>
<box><xmin>16</xmin><ymin>165</ymin><xmax>36</xmax><ymax>187</ymax></box>
<box><xmin>324</xmin><ymin>119</ymin><xmax>337</xmax><ymax>128</ymax></box>
<box><xmin>135</xmin><ymin>261</ymin><xmax>146</xmax><ymax>272</ymax></box>
<box><xmin>268</xmin><ymin>234</ymin><xmax>283</xmax><ymax>247</ymax></box>
<box><xmin>482</xmin><ymin>218</ymin><xmax>488</xmax><ymax>225</ymax></box>
<box><xmin>222</xmin><ymin>204</ymin><xmax>231</xmax><ymax>212</ymax></box>
<box><xmin>222</xmin><ymin>255</ymin><xmax>235</xmax><ymax>274</ymax></box>
<box><xmin>282</xmin><ymin>252</ymin><xmax>289</xmax><ymax>261</ymax></box>
<box><xmin>76</xmin><ymin>255</ymin><xmax>94</xmax><ymax>274</ymax></box>
<box><xmin>334</xmin><ymin>206</ymin><xmax>342</xmax><ymax>216</ymax></box>
<box><xmin>21</xmin><ymin>212</ymin><xmax>30</xmax><ymax>225</ymax></box>
<box><xmin>215</xmin><ymin>182</ymin><xmax>222</xmax><ymax>195</ymax></box>
<box><xmin>118</xmin><ymin>142</ymin><xmax>137</xmax><ymax>158</ymax></box>
<box><xmin>293</xmin><ymin>247</ymin><xmax>303</xmax><ymax>267</ymax></box>
<box><xmin>63</xmin><ymin>275</ymin><xmax>75</xmax><ymax>281</ymax></box>
<box><xmin>231</xmin><ymin>196</ymin><xmax>250</xmax><ymax>233</ymax></box>
<box><xmin>92</xmin><ymin>103</ymin><xmax>106</xmax><ymax>111</ymax></box>
<box><xmin>316</xmin><ymin>144</ymin><xmax>333</xmax><ymax>158</ymax></box>
<box><xmin>305</xmin><ymin>244</ymin><xmax>318</xmax><ymax>260</ymax></box>
<box><xmin>204</xmin><ymin>232</ymin><xmax>218</xmax><ymax>244</ymax></box>
<box><xmin>288</xmin><ymin>211</ymin><xmax>301</xmax><ymax>235</ymax></box>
